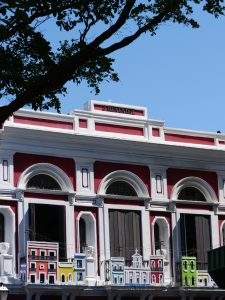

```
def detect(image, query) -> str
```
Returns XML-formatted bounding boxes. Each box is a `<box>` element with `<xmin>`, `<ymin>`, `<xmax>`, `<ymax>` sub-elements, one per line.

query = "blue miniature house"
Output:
<box><xmin>111</xmin><ymin>257</ymin><xmax>125</xmax><ymax>285</ymax></box>
<box><xmin>74</xmin><ymin>253</ymin><xmax>86</xmax><ymax>285</ymax></box>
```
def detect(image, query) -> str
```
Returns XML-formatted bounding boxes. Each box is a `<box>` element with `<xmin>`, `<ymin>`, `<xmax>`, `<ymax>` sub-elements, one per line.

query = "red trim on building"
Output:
<box><xmin>79</xmin><ymin>119</ymin><xmax>88</xmax><ymax>128</ymax></box>
<box><xmin>165</xmin><ymin>133</ymin><xmax>214</xmax><ymax>145</ymax></box>
<box><xmin>93</xmin><ymin>104</ymin><xmax>144</xmax><ymax>116</ymax></box>
<box><xmin>104</xmin><ymin>199</ymin><xmax>144</xmax><ymax>206</ymax></box>
<box><xmin>94</xmin><ymin>161</ymin><xmax>150</xmax><ymax>194</ymax></box>
<box><xmin>167</xmin><ymin>168</ymin><xmax>218</xmax><ymax>198</ymax></box>
<box><xmin>152</xmin><ymin>127</ymin><xmax>160</xmax><ymax>137</ymax></box>
<box><xmin>24</xmin><ymin>192</ymin><xmax>67</xmax><ymax>201</ymax></box>
<box><xmin>95</xmin><ymin>123</ymin><xmax>144</xmax><ymax>136</ymax></box>
<box><xmin>219</xmin><ymin>140</ymin><xmax>225</xmax><ymax>144</ymax></box>
<box><xmin>14</xmin><ymin>153</ymin><xmax>76</xmax><ymax>189</ymax></box>
<box><xmin>14</xmin><ymin>115</ymin><xmax>73</xmax><ymax>130</ymax></box>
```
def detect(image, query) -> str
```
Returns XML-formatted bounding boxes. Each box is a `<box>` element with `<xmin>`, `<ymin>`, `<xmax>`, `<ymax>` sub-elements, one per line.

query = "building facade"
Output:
<box><xmin>0</xmin><ymin>100</ymin><xmax>225</xmax><ymax>299</ymax></box>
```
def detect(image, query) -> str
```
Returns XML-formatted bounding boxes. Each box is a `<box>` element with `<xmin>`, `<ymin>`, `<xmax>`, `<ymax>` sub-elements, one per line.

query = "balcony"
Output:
<box><xmin>48</xmin><ymin>268</ymin><xmax>57</xmax><ymax>272</ymax></box>
<box><xmin>28</xmin><ymin>255</ymin><xmax>57</xmax><ymax>261</ymax></box>
<box><xmin>29</xmin><ymin>268</ymin><xmax>36</xmax><ymax>272</ymax></box>
<box><xmin>150</xmin><ymin>267</ymin><xmax>163</xmax><ymax>272</ymax></box>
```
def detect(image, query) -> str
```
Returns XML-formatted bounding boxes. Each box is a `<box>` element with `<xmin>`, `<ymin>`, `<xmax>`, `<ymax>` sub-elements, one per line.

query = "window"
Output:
<box><xmin>27</xmin><ymin>174</ymin><xmax>61</xmax><ymax>190</ymax></box>
<box><xmin>79</xmin><ymin>218</ymin><xmax>86</xmax><ymax>253</ymax></box>
<box><xmin>68</xmin><ymin>273</ymin><xmax>72</xmax><ymax>282</ymax></box>
<box><xmin>159</xmin><ymin>274</ymin><xmax>163</xmax><ymax>284</ymax></box>
<box><xmin>77</xmin><ymin>260</ymin><xmax>83</xmax><ymax>268</ymax></box>
<box><xmin>31</xmin><ymin>275</ymin><xmax>35</xmax><ymax>283</ymax></box>
<box><xmin>109</xmin><ymin>210</ymin><xmax>142</xmax><ymax>265</ymax></box>
<box><xmin>40</xmin><ymin>273</ymin><xmax>45</xmax><ymax>284</ymax></box>
<box><xmin>61</xmin><ymin>274</ymin><xmax>65</xmax><ymax>282</ymax></box>
<box><xmin>31</xmin><ymin>250</ymin><xmax>36</xmax><ymax>257</ymax></box>
<box><xmin>49</xmin><ymin>275</ymin><xmax>54</xmax><ymax>284</ymax></box>
<box><xmin>0</xmin><ymin>213</ymin><xmax>4</xmax><ymax>242</ymax></box>
<box><xmin>152</xmin><ymin>275</ymin><xmax>156</xmax><ymax>284</ymax></box>
<box><xmin>78</xmin><ymin>272</ymin><xmax>83</xmax><ymax>281</ymax></box>
<box><xmin>178</xmin><ymin>187</ymin><xmax>206</xmax><ymax>201</ymax></box>
<box><xmin>40</xmin><ymin>251</ymin><xmax>45</xmax><ymax>257</ymax></box>
<box><xmin>106</xmin><ymin>181</ymin><xmax>137</xmax><ymax>196</ymax></box>
<box><xmin>49</xmin><ymin>251</ymin><xmax>55</xmax><ymax>257</ymax></box>
<box><xmin>180</xmin><ymin>214</ymin><xmax>211</xmax><ymax>270</ymax></box>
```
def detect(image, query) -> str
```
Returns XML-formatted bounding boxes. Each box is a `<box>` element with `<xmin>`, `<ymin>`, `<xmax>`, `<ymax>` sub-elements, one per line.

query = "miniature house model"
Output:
<box><xmin>111</xmin><ymin>257</ymin><xmax>125</xmax><ymax>285</ymax></box>
<box><xmin>150</xmin><ymin>255</ymin><xmax>164</xmax><ymax>285</ymax></box>
<box><xmin>125</xmin><ymin>250</ymin><xmax>150</xmax><ymax>285</ymax></box>
<box><xmin>74</xmin><ymin>253</ymin><xmax>86</xmax><ymax>285</ymax></box>
<box><xmin>181</xmin><ymin>257</ymin><xmax>197</xmax><ymax>287</ymax></box>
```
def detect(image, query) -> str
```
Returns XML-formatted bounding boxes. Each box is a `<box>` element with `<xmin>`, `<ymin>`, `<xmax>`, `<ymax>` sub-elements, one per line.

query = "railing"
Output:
<box><xmin>150</xmin><ymin>267</ymin><xmax>163</xmax><ymax>272</ymax></box>
<box><xmin>28</xmin><ymin>255</ymin><xmax>57</xmax><ymax>261</ymax></box>
<box><xmin>48</xmin><ymin>268</ymin><xmax>57</xmax><ymax>272</ymax></box>
<box><xmin>29</xmin><ymin>268</ymin><xmax>36</xmax><ymax>272</ymax></box>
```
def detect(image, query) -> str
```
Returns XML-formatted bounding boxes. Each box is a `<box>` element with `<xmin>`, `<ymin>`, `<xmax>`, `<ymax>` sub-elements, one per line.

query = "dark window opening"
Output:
<box><xmin>61</xmin><ymin>274</ymin><xmax>65</xmax><ymax>282</ymax></box>
<box><xmin>178</xmin><ymin>187</ymin><xmax>206</xmax><ymax>201</ymax></box>
<box><xmin>40</xmin><ymin>251</ymin><xmax>45</xmax><ymax>257</ymax></box>
<box><xmin>78</xmin><ymin>272</ymin><xmax>83</xmax><ymax>281</ymax></box>
<box><xmin>27</xmin><ymin>174</ymin><xmax>61</xmax><ymax>190</ymax></box>
<box><xmin>29</xmin><ymin>204</ymin><xmax>66</xmax><ymax>260</ymax></box>
<box><xmin>154</xmin><ymin>222</ymin><xmax>160</xmax><ymax>252</ymax></box>
<box><xmin>109</xmin><ymin>210</ymin><xmax>142</xmax><ymax>266</ymax></box>
<box><xmin>79</xmin><ymin>218</ymin><xmax>86</xmax><ymax>253</ymax></box>
<box><xmin>40</xmin><ymin>273</ymin><xmax>45</xmax><ymax>284</ymax></box>
<box><xmin>31</xmin><ymin>275</ymin><xmax>35</xmax><ymax>283</ymax></box>
<box><xmin>180</xmin><ymin>214</ymin><xmax>211</xmax><ymax>270</ymax></box>
<box><xmin>106</xmin><ymin>181</ymin><xmax>137</xmax><ymax>196</ymax></box>
<box><xmin>49</xmin><ymin>275</ymin><xmax>54</xmax><ymax>284</ymax></box>
<box><xmin>0</xmin><ymin>213</ymin><xmax>4</xmax><ymax>242</ymax></box>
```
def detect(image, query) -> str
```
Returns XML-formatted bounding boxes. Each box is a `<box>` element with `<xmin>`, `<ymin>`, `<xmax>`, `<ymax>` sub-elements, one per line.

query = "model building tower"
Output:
<box><xmin>27</xmin><ymin>241</ymin><xmax>59</xmax><ymax>284</ymax></box>
<box><xmin>181</xmin><ymin>257</ymin><xmax>197</xmax><ymax>287</ymax></box>
<box><xmin>125</xmin><ymin>250</ymin><xmax>150</xmax><ymax>285</ymax></box>
<box><xmin>74</xmin><ymin>253</ymin><xmax>86</xmax><ymax>285</ymax></box>
<box><xmin>150</xmin><ymin>255</ymin><xmax>164</xmax><ymax>285</ymax></box>
<box><xmin>111</xmin><ymin>257</ymin><xmax>125</xmax><ymax>285</ymax></box>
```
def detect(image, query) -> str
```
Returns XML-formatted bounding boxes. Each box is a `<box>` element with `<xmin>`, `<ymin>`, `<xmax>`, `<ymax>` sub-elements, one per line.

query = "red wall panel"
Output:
<box><xmin>94</xmin><ymin>161</ymin><xmax>150</xmax><ymax>195</ymax></box>
<box><xmin>167</xmin><ymin>168</ymin><xmax>218</xmax><ymax>198</ymax></box>
<box><xmin>14</xmin><ymin>153</ymin><xmax>76</xmax><ymax>189</ymax></box>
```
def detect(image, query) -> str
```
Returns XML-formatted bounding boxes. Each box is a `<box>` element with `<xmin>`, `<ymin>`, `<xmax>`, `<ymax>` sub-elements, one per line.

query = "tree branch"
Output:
<box><xmin>89</xmin><ymin>0</ymin><xmax>136</xmax><ymax>48</ymax></box>
<box><xmin>97</xmin><ymin>2</ymin><xmax>181</xmax><ymax>56</ymax></box>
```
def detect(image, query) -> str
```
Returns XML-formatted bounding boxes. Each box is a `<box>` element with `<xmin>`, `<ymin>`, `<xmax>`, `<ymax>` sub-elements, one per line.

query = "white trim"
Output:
<box><xmin>220</xmin><ymin>220</ymin><xmax>225</xmax><ymax>246</ymax></box>
<box><xmin>170</xmin><ymin>176</ymin><xmax>217</xmax><ymax>203</ymax></box>
<box><xmin>17</xmin><ymin>163</ymin><xmax>74</xmax><ymax>193</ymax></box>
<box><xmin>98</xmin><ymin>170</ymin><xmax>149</xmax><ymax>198</ymax></box>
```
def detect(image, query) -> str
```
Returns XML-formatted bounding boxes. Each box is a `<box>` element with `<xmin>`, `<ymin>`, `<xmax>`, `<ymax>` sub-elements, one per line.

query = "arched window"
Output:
<box><xmin>154</xmin><ymin>222</ymin><xmax>160</xmax><ymax>252</ymax></box>
<box><xmin>27</xmin><ymin>174</ymin><xmax>61</xmax><ymax>190</ymax></box>
<box><xmin>79</xmin><ymin>217</ymin><xmax>86</xmax><ymax>253</ymax></box>
<box><xmin>0</xmin><ymin>213</ymin><xmax>4</xmax><ymax>242</ymax></box>
<box><xmin>106</xmin><ymin>181</ymin><xmax>137</xmax><ymax>196</ymax></box>
<box><xmin>61</xmin><ymin>274</ymin><xmax>65</xmax><ymax>282</ymax></box>
<box><xmin>178</xmin><ymin>187</ymin><xmax>206</xmax><ymax>201</ymax></box>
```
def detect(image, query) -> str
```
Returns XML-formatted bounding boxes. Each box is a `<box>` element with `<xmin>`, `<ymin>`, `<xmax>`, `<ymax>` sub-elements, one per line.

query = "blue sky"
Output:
<box><xmin>45</xmin><ymin>8</ymin><xmax>225</xmax><ymax>133</ymax></box>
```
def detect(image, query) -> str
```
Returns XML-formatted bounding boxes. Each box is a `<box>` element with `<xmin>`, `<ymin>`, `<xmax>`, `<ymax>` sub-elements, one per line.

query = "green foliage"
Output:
<box><xmin>0</xmin><ymin>0</ymin><xmax>225</xmax><ymax>120</ymax></box>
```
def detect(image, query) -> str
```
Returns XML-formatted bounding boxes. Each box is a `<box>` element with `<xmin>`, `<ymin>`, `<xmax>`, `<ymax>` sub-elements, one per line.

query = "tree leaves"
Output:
<box><xmin>0</xmin><ymin>0</ymin><xmax>225</xmax><ymax>123</ymax></box>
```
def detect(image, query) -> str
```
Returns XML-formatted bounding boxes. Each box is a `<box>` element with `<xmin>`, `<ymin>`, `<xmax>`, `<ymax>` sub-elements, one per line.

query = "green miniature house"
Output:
<box><xmin>181</xmin><ymin>257</ymin><xmax>197</xmax><ymax>287</ymax></box>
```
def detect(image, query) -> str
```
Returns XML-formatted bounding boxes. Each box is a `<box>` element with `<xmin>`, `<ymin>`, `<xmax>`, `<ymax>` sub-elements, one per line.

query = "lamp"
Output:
<box><xmin>0</xmin><ymin>283</ymin><xmax>8</xmax><ymax>300</ymax></box>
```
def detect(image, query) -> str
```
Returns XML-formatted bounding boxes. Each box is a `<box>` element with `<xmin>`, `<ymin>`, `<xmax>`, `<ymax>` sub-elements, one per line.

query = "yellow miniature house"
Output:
<box><xmin>58</xmin><ymin>262</ymin><xmax>74</xmax><ymax>284</ymax></box>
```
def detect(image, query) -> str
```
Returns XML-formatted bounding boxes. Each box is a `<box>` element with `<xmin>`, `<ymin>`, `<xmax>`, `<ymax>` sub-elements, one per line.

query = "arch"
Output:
<box><xmin>0</xmin><ymin>206</ymin><xmax>15</xmax><ymax>259</ymax></box>
<box><xmin>220</xmin><ymin>220</ymin><xmax>225</xmax><ymax>246</ymax></box>
<box><xmin>97</xmin><ymin>170</ymin><xmax>149</xmax><ymax>197</ymax></box>
<box><xmin>170</xmin><ymin>176</ymin><xmax>217</xmax><ymax>203</ymax></box>
<box><xmin>152</xmin><ymin>217</ymin><xmax>170</xmax><ymax>260</ymax></box>
<box><xmin>17</xmin><ymin>163</ymin><xmax>74</xmax><ymax>193</ymax></box>
<box><xmin>76</xmin><ymin>212</ymin><xmax>97</xmax><ymax>255</ymax></box>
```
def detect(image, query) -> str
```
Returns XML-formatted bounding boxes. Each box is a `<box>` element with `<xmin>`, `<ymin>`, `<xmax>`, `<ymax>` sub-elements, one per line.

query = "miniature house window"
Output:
<box><xmin>0</xmin><ymin>213</ymin><xmax>4</xmax><ymax>242</ymax></box>
<box><xmin>106</xmin><ymin>181</ymin><xmax>137</xmax><ymax>196</ymax></box>
<box><xmin>68</xmin><ymin>273</ymin><xmax>72</xmax><ymax>282</ymax></box>
<box><xmin>61</xmin><ymin>274</ymin><xmax>65</xmax><ymax>282</ymax></box>
<box><xmin>151</xmin><ymin>260</ymin><xmax>155</xmax><ymax>270</ymax></box>
<box><xmin>49</xmin><ymin>275</ymin><xmax>54</xmax><ymax>284</ymax></box>
<box><xmin>40</xmin><ymin>251</ymin><xmax>45</xmax><ymax>257</ymax></box>
<box><xmin>183</xmin><ymin>260</ymin><xmax>188</xmax><ymax>271</ymax></box>
<box><xmin>129</xmin><ymin>273</ymin><xmax>133</xmax><ymax>284</ymax></box>
<box><xmin>159</xmin><ymin>274</ymin><xmax>163</xmax><ymax>284</ymax></box>
<box><xmin>27</xmin><ymin>174</ymin><xmax>61</xmax><ymax>190</ymax></box>
<box><xmin>31</xmin><ymin>275</ymin><xmax>35</xmax><ymax>283</ymax></box>
<box><xmin>78</xmin><ymin>272</ymin><xmax>83</xmax><ymax>281</ymax></box>
<box><xmin>77</xmin><ymin>260</ymin><xmax>83</xmax><ymax>268</ymax></box>
<box><xmin>190</xmin><ymin>260</ymin><xmax>194</xmax><ymax>271</ymax></box>
<box><xmin>178</xmin><ymin>187</ymin><xmax>206</xmax><ymax>201</ymax></box>
<box><xmin>31</xmin><ymin>250</ymin><xmax>36</xmax><ymax>257</ymax></box>
<box><xmin>152</xmin><ymin>274</ymin><xmax>156</xmax><ymax>284</ymax></box>
<box><xmin>158</xmin><ymin>260</ymin><xmax>163</xmax><ymax>269</ymax></box>
<box><xmin>49</xmin><ymin>251</ymin><xmax>56</xmax><ymax>257</ymax></box>
<box><xmin>114</xmin><ymin>277</ymin><xmax>117</xmax><ymax>284</ymax></box>
<box><xmin>40</xmin><ymin>273</ymin><xmax>45</xmax><ymax>283</ymax></box>
<box><xmin>136</xmin><ymin>273</ymin><xmax>140</xmax><ymax>283</ymax></box>
<box><xmin>120</xmin><ymin>277</ymin><xmax>123</xmax><ymax>284</ymax></box>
